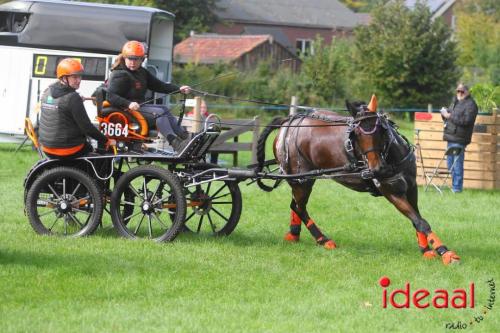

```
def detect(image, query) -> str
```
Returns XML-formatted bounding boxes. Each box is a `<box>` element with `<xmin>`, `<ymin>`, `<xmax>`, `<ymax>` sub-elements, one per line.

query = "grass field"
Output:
<box><xmin>0</xmin><ymin>122</ymin><xmax>499</xmax><ymax>332</ymax></box>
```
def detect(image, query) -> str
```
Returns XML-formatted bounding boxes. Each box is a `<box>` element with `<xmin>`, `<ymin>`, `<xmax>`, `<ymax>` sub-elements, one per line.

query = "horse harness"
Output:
<box><xmin>278</xmin><ymin>110</ymin><xmax>414</xmax><ymax>183</ymax></box>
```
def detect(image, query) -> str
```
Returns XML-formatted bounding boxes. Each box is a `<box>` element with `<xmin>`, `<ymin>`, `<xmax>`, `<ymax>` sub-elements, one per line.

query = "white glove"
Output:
<box><xmin>128</xmin><ymin>102</ymin><xmax>141</xmax><ymax>111</ymax></box>
<box><xmin>179</xmin><ymin>85</ymin><xmax>191</xmax><ymax>94</ymax></box>
<box><xmin>440</xmin><ymin>107</ymin><xmax>450</xmax><ymax>119</ymax></box>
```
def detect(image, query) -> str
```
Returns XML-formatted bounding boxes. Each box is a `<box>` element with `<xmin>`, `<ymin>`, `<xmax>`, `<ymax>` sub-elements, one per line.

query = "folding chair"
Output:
<box><xmin>24</xmin><ymin>117</ymin><xmax>44</xmax><ymax>158</ymax></box>
<box><xmin>424</xmin><ymin>146</ymin><xmax>463</xmax><ymax>194</ymax></box>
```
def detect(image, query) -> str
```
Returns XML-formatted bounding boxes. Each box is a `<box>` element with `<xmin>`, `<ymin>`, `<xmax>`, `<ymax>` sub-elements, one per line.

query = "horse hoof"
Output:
<box><xmin>284</xmin><ymin>232</ymin><xmax>300</xmax><ymax>242</ymax></box>
<box><xmin>442</xmin><ymin>251</ymin><xmax>461</xmax><ymax>265</ymax></box>
<box><xmin>323</xmin><ymin>240</ymin><xmax>337</xmax><ymax>250</ymax></box>
<box><xmin>422</xmin><ymin>250</ymin><xmax>437</xmax><ymax>259</ymax></box>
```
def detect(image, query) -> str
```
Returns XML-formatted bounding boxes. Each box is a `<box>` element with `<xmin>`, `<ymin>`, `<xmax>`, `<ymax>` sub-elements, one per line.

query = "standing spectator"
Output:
<box><xmin>186</xmin><ymin>99</ymin><xmax>210</xmax><ymax>119</ymax></box>
<box><xmin>440</xmin><ymin>83</ymin><xmax>478</xmax><ymax>193</ymax></box>
<box><xmin>185</xmin><ymin>99</ymin><xmax>218</xmax><ymax>163</ymax></box>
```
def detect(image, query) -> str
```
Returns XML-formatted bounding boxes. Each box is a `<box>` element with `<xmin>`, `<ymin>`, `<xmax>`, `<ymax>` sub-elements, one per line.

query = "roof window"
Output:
<box><xmin>0</xmin><ymin>12</ymin><xmax>30</xmax><ymax>33</ymax></box>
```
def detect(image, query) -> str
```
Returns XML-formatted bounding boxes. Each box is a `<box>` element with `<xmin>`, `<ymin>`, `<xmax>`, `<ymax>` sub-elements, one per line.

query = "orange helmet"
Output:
<box><xmin>57</xmin><ymin>58</ymin><xmax>84</xmax><ymax>79</ymax></box>
<box><xmin>122</xmin><ymin>40</ymin><xmax>146</xmax><ymax>58</ymax></box>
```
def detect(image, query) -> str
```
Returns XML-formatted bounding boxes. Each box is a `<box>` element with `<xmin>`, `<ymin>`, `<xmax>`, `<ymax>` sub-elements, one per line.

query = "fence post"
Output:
<box><xmin>289</xmin><ymin>96</ymin><xmax>298</xmax><ymax>115</ymax></box>
<box><xmin>427</xmin><ymin>103</ymin><xmax>432</xmax><ymax>113</ymax></box>
<box><xmin>193</xmin><ymin>96</ymin><xmax>202</xmax><ymax>133</ymax></box>
<box><xmin>251</xmin><ymin>116</ymin><xmax>260</xmax><ymax>164</ymax></box>
<box><xmin>492</xmin><ymin>108</ymin><xmax>498</xmax><ymax>189</ymax></box>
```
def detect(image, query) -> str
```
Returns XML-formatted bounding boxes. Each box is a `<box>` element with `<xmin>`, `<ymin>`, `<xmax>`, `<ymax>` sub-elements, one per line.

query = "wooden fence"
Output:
<box><xmin>207</xmin><ymin>118</ymin><xmax>260</xmax><ymax>166</ymax></box>
<box><xmin>181</xmin><ymin>97</ymin><xmax>260</xmax><ymax>166</ymax></box>
<box><xmin>414</xmin><ymin>109</ymin><xmax>499</xmax><ymax>189</ymax></box>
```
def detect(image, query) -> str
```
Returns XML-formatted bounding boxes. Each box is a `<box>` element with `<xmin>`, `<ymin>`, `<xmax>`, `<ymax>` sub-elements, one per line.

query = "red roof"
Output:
<box><xmin>174</xmin><ymin>34</ymin><xmax>272</xmax><ymax>64</ymax></box>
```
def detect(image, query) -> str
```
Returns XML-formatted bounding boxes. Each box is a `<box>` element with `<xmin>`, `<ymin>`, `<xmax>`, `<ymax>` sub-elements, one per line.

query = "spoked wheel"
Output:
<box><xmin>183</xmin><ymin>179</ymin><xmax>242</xmax><ymax>236</ymax></box>
<box><xmin>110</xmin><ymin>165</ymin><xmax>186</xmax><ymax>242</ymax></box>
<box><xmin>25</xmin><ymin>167</ymin><xmax>103</xmax><ymax>237</ymax></box>
<box><xmin>107</xmin><ymin>169</ymin><xmax>135</xmax><ymax>226</ymax></box>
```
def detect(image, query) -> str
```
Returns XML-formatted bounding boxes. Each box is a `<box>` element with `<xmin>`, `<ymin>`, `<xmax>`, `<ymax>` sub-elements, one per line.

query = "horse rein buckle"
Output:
<box><xmin>344</xmin><ymin>138</ymin><xmax>353</xmax><ymax>152</ymax></box>
<box><xmin>361</xmin><ymin>169</ymin><xmax>374</xmax><ymax>180</ymax></box>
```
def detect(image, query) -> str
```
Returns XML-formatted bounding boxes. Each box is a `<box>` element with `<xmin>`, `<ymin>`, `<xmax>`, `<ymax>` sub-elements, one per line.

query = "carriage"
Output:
<box><xmin>22</xmin><ymin>94</ymin><xmax>461</xmax><ymax>265</ymax></box>
<box><xmin>22</xmin><ymin>94</ymin><xmax>252</xmax><ymax>241</ymax></box>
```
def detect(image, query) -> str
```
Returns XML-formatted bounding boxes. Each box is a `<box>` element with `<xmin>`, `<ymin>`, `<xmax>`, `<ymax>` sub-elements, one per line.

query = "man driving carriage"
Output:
<box><xmin>107</xmin><ymin>40</ymin><xmax>193</xmax><ymax>152</ymax></box>
<box><xmin>38</xmin><ymin>58</ymin><xmax>116</xmax><ymax>159</ymax></box>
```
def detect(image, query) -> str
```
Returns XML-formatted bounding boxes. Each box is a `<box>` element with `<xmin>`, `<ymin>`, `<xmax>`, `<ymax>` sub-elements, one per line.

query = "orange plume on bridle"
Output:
<box><xmin>367</xmin><ymin>94</ymin><xmax>378</xmax><ymax>112</ymax></box>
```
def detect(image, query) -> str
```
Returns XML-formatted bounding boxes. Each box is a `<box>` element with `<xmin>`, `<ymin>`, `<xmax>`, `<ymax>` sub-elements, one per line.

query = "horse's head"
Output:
<box><xmin>346</xmin><ymin>95</ymin><xmax>387</xmax><ymax>176</ymax></box>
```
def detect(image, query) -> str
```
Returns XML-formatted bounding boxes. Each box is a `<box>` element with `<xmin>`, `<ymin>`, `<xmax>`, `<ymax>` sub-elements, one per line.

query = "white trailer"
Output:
<box><xmin>0</xmin><ymin>0</ymin><xmax>175</xmax><ymax>142</ymax></box>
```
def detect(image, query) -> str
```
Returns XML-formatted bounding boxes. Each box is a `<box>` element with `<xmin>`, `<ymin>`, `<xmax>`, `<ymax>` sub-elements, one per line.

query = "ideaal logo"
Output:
<box><xmin>378</xmin><ymin>277</ymin><xmax>495</xmax><ymax>330</ymax></box>
<box><xmin>445</xmin><ymin>278</ymin><xmax>496</xmax><ymax>330</ymax></box>
<box><xmin>379</xmin><ymin>276</ymin><xmax>474</xmax><ymax>309</ymax></box>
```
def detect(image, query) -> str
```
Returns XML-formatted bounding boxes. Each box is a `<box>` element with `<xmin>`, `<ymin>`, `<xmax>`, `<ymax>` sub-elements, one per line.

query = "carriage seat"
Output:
<box><xmin>175</xmin><ymin>123</ymin><xmax>221</xmax><ymax>159</ymax></box>
<box><xmin>101</xmin><ymin>105</ymin><xmax>158</xmax><ymax>139</ymax></box>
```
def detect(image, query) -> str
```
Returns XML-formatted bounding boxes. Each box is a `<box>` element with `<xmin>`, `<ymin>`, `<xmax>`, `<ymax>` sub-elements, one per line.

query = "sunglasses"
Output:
<box><xmin>126</xmin><ymin>56</ymin><xmax>144</xmax><ymax>61</ymax></box>
<box><xmin>456</xmin><ymin>90</ymin><xmax>465</xmax><ymax>94</ymax></box>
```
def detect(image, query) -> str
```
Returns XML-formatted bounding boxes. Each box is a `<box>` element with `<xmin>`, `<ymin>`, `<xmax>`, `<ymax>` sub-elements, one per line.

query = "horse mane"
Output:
<box><xmin>345</xmin><ymin>100</ymin><xmax>367</xmax><ymax>116</ymax></box>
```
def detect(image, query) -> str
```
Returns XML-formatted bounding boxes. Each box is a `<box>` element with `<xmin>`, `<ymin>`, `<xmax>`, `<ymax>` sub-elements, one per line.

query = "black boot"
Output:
<box><xmin>178</xmin><ymin>130</ymin><xmax>189</xmax><ymax>140</ymax></box>
<box><xmin>171</xmin><ymin>136</ymin><xmax>190</xmax><ymax>152</ymax></box>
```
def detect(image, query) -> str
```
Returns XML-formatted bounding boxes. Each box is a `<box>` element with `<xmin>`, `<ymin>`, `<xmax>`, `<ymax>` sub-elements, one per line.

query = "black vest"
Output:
<box><xmin>38</xmin><ymin>84</ymin><xmax>86</xmax><ymax>148</ymax></box>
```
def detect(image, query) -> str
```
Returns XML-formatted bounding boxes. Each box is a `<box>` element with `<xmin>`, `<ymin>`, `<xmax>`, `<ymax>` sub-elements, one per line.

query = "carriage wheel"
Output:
<box><xmin>108</xmin><ymin>170</ymin><xmax>135</xmax><ymax>226</ymax></box>
<box><xmin>183</xmin><ymin>177</ymin><xmax>242</xmax><ymax>236</ymax></box>
<box><xmin>26</xmin><ymin>167</ymin><xmax>103</xmax><ymax>237</ymax></box>
<box><xmin>110</xmin><ymin>165</ymin><xmax>186</xmax><ymax>242</ymax></box>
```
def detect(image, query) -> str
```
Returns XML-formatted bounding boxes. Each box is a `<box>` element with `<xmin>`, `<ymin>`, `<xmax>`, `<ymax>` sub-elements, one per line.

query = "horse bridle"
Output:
<box><xmin>349</xmin><ymin>113</ymin><xmax>384</xmax><ymax>156</ymax></box>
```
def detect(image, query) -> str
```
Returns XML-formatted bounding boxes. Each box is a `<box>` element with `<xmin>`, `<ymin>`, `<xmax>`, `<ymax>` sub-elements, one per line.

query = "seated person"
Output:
<box><xmin>38</xmin><ymin>58</ymin><xmax>115</xmax><ymax>159</ymax></box>
<box><xmin>107</xmin><ymin>40</ymin><xmax>192</xmax><ymax>152</ymax></box>
<box><xmin>186</xmin><ymin>99</ymin><xmax>210</xmax><ymax>119</ymax></box>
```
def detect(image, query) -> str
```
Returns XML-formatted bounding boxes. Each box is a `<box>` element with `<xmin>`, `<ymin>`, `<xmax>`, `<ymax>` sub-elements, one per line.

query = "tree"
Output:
<box><xmin>84</xmin><ymin>0</ymin><xmax>220</xmax><ymax>43</ymax></box>
<box><xmin>339</xmin><ymin>0</ymin><xmax>386</xmax><ymax>13</ymax></box>
<box><xmin>470</xmin><ymin>83</ymin><xmax>500</xmax><ymax>112</ymax></box>
<box><xmin>299</xmin><ymin>37</ymin><xmax>351</xmax><ymax>106</ymax></box>
<box><xmin>354</xmin><ymin>0</ymin><xmax>460</xmax><ymax>108</ymax></box>
<box><xmin>455</xmin><ymin>0</ymin><xmax>500</xmax><ymax>85</ymax></box>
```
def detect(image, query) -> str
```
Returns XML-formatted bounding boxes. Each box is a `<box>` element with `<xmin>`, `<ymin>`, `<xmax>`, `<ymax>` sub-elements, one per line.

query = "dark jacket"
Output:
<box><xmin>39</xmin><ymin>82</ymin><xmax>108</xmax><ymax>148</ymax></box>
<box><xmin>107</xmin><ymin>64</ymin><xmax>180</xmax><ymax>109</ymax></box>
<box><xmin>443</xmin><ymin>95</ymin><xmax>478</xmax><ymax>145</ymax></box>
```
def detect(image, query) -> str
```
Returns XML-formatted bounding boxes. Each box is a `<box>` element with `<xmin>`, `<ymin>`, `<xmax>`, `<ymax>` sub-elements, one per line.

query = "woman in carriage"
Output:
<box><xmin>107</xmin><ymin>40</ymin><xmax>192</xmax><ymax>152</ymax></box>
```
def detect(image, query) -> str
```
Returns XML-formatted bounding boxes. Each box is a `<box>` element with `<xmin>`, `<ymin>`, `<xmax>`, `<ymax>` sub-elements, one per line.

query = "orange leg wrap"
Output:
<box><xmin>417</xmin><ymin>232</ymin><xmax>436</xmax><ymax>259</ymax></box>
<box><xmin>441</xmin><ymin>251</ymin><xmax>461</xmax><ymax>265</ymax></box>
<box><xmin>422</xmin><ymin>250</ymin><xmax>438</xmax><ymax>259</ymax></box>
<box><xmin>290</xmin><ymin>210</ymin><xmax>301</xmax><ymax>226</ymax></box>
<box><xmin>323</xmin><ymin>240</ymin><xmax>337</xmax><ymax>250</ymax></box>
<box><xmin>416</xmin><ymin>232</ymin><xmax>428</xmax><ymax>249</ymax></box>
<box><xmin>284</xmin><ymin>232</ymin><xmax>300</xmax><ymax>242</ymax></box>
<box><xmin>285</xmin><ymin>210</ymin><xmax>302</xmax><ymax>241</ymax></box>
<box><xmin>427</xmin><ymin>232</ymin><xmax>444</xmax><ymax>250</ymax></box>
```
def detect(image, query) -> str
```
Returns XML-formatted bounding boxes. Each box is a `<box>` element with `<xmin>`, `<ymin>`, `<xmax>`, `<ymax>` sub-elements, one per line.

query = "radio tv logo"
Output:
<box><xmin>379</xmin><ymin>276</ymin><xmax>475</xmax><ymax>309</ymax></box>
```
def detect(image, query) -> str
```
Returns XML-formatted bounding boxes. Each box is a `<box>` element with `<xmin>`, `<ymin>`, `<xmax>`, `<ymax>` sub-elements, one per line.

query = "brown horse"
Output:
<box><xmin>256</xmin><ymin>95</ymin><xmax>460</xmax><ymax>265</ymax></box>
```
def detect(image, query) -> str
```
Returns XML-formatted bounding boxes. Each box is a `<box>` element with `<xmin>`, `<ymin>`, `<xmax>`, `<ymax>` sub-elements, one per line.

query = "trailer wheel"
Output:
<box><xmin>110</xmin><ymin>165</ymin><xmax>186</xmax><ymax>242</ymax></box>
<box><xmin>26</xmin><ymin>167</ymin><xmax>103</xmax><ymax>237</ymax></box>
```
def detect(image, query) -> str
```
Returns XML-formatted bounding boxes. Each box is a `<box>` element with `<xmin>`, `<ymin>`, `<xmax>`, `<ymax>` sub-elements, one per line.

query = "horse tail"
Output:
<box><xmin>256</xmin><ymin>116</ymin><xmax>285</xmax><ymax>192</ymax></box>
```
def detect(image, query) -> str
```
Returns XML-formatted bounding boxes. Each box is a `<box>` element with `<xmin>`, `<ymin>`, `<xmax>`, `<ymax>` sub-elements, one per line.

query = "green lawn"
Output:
<box><xmin>0</xmin><ymin>128</ymin><xmax>499</xmax><ymax>332</ymax></box>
